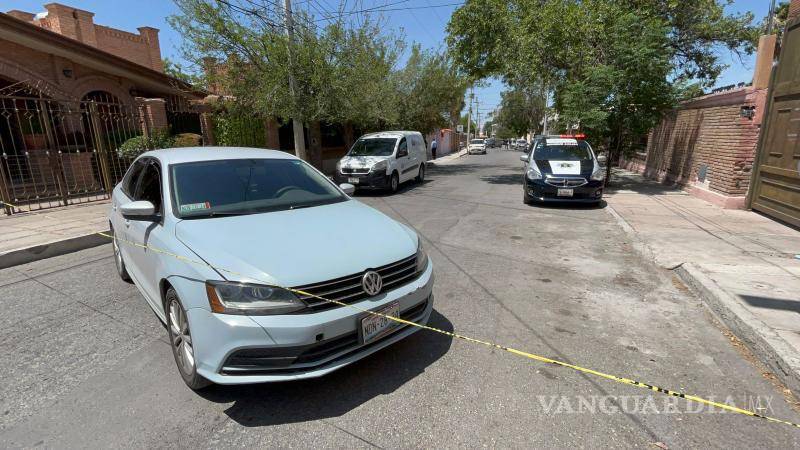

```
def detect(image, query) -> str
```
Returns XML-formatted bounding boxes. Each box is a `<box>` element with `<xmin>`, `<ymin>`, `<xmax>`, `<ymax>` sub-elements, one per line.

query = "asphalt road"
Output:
<box><xmin>2</xmin><ymin>148</ymin><xmax>799</xmax><ymax>448</ymax></box>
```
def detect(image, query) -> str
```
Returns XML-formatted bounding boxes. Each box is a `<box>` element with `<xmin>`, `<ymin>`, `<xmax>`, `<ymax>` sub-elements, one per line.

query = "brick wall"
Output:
<box><xmin>622</xmin><ymin>87</ymin><xmax>764</xmax><ymax>199</ymax></box>
<box><xmin>790</xmin><ymin>0</ymin><xmax>800</xmax><ymax>20</ymax></box>
<box><xmin>7</xmin><ymin>3</ymin><xmax>162</xmax><ymax>72</ymax></box>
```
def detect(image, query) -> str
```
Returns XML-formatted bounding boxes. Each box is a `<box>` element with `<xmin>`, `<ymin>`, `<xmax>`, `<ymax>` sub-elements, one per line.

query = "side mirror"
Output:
<box><xmin>596</xmin><ymin>154</ymin><xmax>607</xmax><ymax>165</ymax></box>
<box><xmin>120</xmin><ymin>200</ymin><xmax>159</xmax><ymax>221</ymax></box>
<box><xmin>397</xmin><ymin>150</ymin><xmax>408</xmax><ymax>158</ymax></box>
<box><xmin>519</xmin><ymin>154</ymin><xmax>529</xmax><ymax>162</ymax></box>
<box><xmin>339</xmin><ymin>183</ymin><xmax>356</xmax><ymax>195</ymax></box>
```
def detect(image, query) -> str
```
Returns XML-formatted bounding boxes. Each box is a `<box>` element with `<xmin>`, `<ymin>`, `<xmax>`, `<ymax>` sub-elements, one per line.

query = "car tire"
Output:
<box><xmin>389</xmin><ymin>172</ymin><xmax>399</xmax><ymax>193</ymax></box>
<box><xmin>523</xmin><ymin>190</ymin><xmax>534</xmax><ymax>205</ymax></box>
<box><xmin>111</xmin><ymin>225</ymin><xmax>131</xmax><ymax>282</ymax></box>
<box><xmin>416</xmin><ymin>164</ymin><xmax>425</xmax><ymax>182</ymax></box>
<box><xmin>166</xmin><ymin>288</ymin><xmax>211</xmax><ymax>390</ymax></box>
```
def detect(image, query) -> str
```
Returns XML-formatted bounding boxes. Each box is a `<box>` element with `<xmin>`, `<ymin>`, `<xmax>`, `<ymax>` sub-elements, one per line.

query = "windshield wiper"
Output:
<box><xmin>185</xmin><ymin>211</ymin><xmax>249</xmax><ymax>219</ymax></box>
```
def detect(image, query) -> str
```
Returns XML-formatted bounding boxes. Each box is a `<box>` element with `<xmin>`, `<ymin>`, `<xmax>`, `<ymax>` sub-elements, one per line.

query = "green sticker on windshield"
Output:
<box><xmin>180</xmin><ymin>201</ymin><xmax>211</xmax><ymax>213</ymax></box>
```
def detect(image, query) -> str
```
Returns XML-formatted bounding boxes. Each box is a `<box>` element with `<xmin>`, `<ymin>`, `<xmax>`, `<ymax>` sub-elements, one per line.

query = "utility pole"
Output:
<box><xmin>475</xmin><ymin>98</ymin><xmax>480</xmax><ymax>137</ymax></box>
<box><xmin>466</xmin><ymin>87</ymin><xmax>474</xmax><ymax>143</ymax></box>
<box><xmin>284</xmin><ymin>0</ymin><xmax>307</xmax><ymax>161</ymax></box>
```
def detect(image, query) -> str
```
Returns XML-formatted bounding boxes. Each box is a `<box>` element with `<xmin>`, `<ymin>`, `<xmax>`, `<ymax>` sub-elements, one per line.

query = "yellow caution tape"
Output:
<box><xmin>3</xmin><ymin>200</ymin><xmax>800</xmax><ymax>429</ymax></box>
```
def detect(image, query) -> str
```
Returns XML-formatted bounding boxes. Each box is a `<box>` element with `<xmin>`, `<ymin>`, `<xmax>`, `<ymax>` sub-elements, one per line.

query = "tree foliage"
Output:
<box><xmin>447</xmin><ymin>0</ymin><xmax>760</xmax><ymax>156</ymax></box>
<box><xmin>169</xmin><ymin>0</ymin><xmax>467</xmax><ymax>140</ymax></box>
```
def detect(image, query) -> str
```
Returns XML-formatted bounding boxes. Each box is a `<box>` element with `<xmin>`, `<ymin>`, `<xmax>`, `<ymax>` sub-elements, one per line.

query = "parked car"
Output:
<box><xmin>468</xmin><ymin>138</ymin><xmax>487</xmax><ymax>154</ymax></box>
<box><xmin>520</xmin><ymin>134</ymin><xmax>606</xmax><ymax>205</ymax></box>
<box><xmin>334</xmin><ymin>131</ymin><xmax>426</xmax><ymax>193</ymax></box>
<box><xmin>110</xmin><ymin>147</ymin><xmax>434</xmax><ymax>389</ymax></box>
<box><xmin>485</xmin><ymin>137</ymin><xmax>498</xmax><ymax>148</ymax></box>
<box><xmin>515</xmin><ymin>139</ymin><xmax>528</xmax><ymax>151</ymax></box>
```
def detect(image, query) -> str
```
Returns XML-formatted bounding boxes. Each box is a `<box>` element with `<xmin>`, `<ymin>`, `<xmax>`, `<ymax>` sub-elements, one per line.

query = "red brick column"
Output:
<box><xmin>135</xmin><ymin>97</ymin><xmax>168</xmax><ymax>136</ymax></box>
<box><xmin>265</xmin><ymin>117</ymin><xmax>280</xmax><ymax>149</ymax></box>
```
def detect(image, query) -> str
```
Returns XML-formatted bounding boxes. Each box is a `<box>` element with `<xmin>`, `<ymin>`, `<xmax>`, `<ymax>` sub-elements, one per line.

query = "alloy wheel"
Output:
<box><xmin>169</xmin><ymin>299</ymin><xmax>195</xmax><ymax>375</ymax></box>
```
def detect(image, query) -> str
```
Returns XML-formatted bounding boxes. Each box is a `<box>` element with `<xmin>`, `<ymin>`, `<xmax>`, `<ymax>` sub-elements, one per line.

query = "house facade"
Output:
<box><xmin>0</xmin><ymin>3</ymin><xmax>204</xmax><ymax>214</ymax></box>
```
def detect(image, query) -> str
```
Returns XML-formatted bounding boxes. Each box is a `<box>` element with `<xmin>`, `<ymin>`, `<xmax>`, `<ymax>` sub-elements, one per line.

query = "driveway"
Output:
<box><xmin>1</xmin><ymin>148</ymin><xmax>798</xmax><ymax>448</ymax></box>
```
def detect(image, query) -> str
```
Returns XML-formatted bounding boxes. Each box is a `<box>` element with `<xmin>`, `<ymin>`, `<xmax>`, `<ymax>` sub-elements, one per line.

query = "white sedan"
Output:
<box><xmin>109</xmin><ymin>147</ymin><xmax>434</xmax><ymax>389</ymax></box>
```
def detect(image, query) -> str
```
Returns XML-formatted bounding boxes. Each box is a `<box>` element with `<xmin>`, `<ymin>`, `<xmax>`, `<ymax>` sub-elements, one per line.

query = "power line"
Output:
<box><xmin>314</xmin><ymin>1</ymin><xmax>463</xmax><ymax>22</ymax></box>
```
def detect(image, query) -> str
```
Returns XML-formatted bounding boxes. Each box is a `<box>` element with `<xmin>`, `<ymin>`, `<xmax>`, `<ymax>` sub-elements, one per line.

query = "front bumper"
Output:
<box><xmin>524</xmin><ymin>178</ymin><xmax>604</xmax><ymax>203</ymax></box>
<box><xmin>333</xmin><ymin>170</ymin><xmax>390</xmax><ymax>189</ymax></box>
<box><xmin>468</xmin><ymin>147</ymin><xmax>486</xmax><ymax>154</ymax></box>
<box><xmin>187</xmin><ymin>261</ymin><xmax>435</xmax><ymax>384</ymax></box>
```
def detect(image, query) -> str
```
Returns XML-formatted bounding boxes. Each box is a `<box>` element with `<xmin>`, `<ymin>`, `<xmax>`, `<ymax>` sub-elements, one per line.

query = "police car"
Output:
<box><xmin>520</xmin><ymin>134</ymin><xmax>606</xmax><ymax>205</ymax></box>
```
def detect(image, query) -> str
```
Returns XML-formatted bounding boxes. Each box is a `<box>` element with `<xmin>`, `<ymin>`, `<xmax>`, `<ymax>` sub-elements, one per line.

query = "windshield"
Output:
<box><xmin>533</xmin><ymin>140</ymin><xmax>593</xmax><ymax>161</ymax></box>
<box><xmin>348</xmin><ymin>138</ymin><xmax>397</xmax><ymax>156</ymax></box>
<box><xmin>470</xmin><ymin>139</ymin><xmax>484</xmax><ymax>144</ymax></box>
<box><xmin>171</xmin><ymin>158</ymin><xmax>346</xmax><ymax>218</ymax></box>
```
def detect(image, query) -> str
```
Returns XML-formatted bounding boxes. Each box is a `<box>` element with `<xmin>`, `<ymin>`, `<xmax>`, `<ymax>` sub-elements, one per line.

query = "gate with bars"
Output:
<box><xmin>1</xmin><ymin>87</ymin><xmax>150</xmax><ymax>215</ymax></box>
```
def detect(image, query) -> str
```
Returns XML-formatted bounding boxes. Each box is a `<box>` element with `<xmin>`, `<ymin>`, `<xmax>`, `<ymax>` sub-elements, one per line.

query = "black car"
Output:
<box><xmin>520</xmin><ymin>135</ymin><xmax>605</xmax><ymax>205</ymax></box>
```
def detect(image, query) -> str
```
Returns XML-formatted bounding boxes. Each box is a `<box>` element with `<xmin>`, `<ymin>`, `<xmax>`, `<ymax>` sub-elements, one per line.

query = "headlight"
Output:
<box><xmin>336</xmin><ymin>159</ymin><xmax>343</xmax><ymax>171</ymax></box>
<box><xmin>590</xmin><ymin>159</ymin><xmax>605</xmax><ymax>181</ymax></box>
<box><xmin>206</xmin><ymin>281</ymin><xmax>306</xmax><ymax>315</ymax></box>
<box><xmin>371</xmin><ymin>160</ymin><xmax>388</xmax><ymax>172</ymax></box>
<box><xmin>526</xmin><ymin>161</ymin><xmax>542</xmax><ymax>180</ymax></box>
<box><xmin>416</xmin><ymin>239</ymin><xmax>428</xmax><ymax>273</ymax></box>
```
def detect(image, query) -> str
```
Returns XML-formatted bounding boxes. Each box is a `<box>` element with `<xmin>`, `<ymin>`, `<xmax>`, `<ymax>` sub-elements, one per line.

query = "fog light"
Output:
<box><xmin>595</xmin><ymin>190</ymin><xmax>603</xmax><ymax>197</ymax></box>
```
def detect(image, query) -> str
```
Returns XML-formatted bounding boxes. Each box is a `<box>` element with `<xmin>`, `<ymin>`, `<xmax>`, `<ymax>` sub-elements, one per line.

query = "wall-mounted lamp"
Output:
<box><xmin>740</xmin><ymin>106</ymin><xmax>756</xmax><ymax>120</ymax></box>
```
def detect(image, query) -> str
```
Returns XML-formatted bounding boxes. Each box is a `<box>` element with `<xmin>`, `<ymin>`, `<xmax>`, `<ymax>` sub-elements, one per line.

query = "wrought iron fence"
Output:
<box><xmin>0</xmin><ymin>90</ymin><xmax>141</xmax><ymax>215</ymax></box>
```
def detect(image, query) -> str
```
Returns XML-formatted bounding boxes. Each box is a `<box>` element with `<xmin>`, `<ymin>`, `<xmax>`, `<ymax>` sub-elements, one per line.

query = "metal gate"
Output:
<box><xmin>749</xmin><ymin>17</ymin><xmax>800</xmax><ymax>227</ymax></box>
<box><xmin>0</xmin><ymin>84</ymin><xmax>141</xmax><ymax>215</ymax></box>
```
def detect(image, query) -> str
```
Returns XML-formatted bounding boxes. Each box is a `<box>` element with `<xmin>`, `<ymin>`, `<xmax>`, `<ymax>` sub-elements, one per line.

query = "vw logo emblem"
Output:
<box><xmin>362</xmin><ymin>271</ymin><xmax>383</xmax><ymax>296</ymax></box>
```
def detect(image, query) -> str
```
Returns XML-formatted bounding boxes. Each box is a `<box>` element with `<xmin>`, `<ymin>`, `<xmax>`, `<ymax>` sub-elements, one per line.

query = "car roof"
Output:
<box><xmin>361</xmin><ymin>131</ymin><xmax>420</xmax><ymax>139</ymax></box>
<box><xmin>138</xmin><ymin>147</ymin><xmax>297</xmax><ymax>166</ymax></box>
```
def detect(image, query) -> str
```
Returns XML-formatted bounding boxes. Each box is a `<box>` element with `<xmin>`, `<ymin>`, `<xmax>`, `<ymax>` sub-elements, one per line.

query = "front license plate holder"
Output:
<box><xmin>557</xmin><ymin>188</ymin><xmax>574</xmax><ymax>197</ymax></box>
<box><xmin>360</xmin><ymin>301</ymin><xmax>401</xmax><ymax>344</ymax></box>
<box><xmin>348</xmin><ymin>177</ymin><xmax>360</xmax><ymax>184</ymax></box>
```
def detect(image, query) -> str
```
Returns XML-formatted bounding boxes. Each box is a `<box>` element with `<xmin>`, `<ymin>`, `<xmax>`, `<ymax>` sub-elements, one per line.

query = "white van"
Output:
<box><xmin>334</xmin><ymin>131</ymin><xmax>427</xmax><ymax>193</ymax></box>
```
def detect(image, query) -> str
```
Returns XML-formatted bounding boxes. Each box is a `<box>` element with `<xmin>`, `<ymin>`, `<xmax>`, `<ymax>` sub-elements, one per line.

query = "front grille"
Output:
<box><xmin>341</xmin><ymin>167</ymin><xmax>370</xmax><ymax>174</ymax></box>
<box><xmin>293</xmin><ymin>254</ymin><xmax>419</xmax><ymax>312</ymax></box>
<box><xmin>221</xmin><ymin>297</ymin><xmax>430</xmax><ymax>375</ymax></box>
<box><xmin>545</xmin><ymin>176</ymin><xmax>587</xmax><ymax>187</ymax></box>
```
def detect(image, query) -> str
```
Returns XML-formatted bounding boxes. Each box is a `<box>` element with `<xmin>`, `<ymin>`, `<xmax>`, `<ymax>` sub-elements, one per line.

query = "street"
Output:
<box><xmin>1</xmin><ymin>148</ymin><xmax>799</xmax><ymax>448</ymax></box>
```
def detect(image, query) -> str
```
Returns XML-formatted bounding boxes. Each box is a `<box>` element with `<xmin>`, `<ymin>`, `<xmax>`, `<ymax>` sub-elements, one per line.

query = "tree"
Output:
<box><xmin>494</xmin><ymin>86</ymin><xmax>546</xmax><ymax>137</ymax></box>
<box><xmin>447</xmin><ymin>0</ymin><xmax>759</xmax><ymax>166</ymax></box>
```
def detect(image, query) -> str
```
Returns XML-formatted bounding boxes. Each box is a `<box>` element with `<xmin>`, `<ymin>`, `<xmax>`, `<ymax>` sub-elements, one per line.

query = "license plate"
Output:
<box><xmin>557</xmin><ymin>188</ymin><xmax>574</xmax><ymax>197</ymax></box>
<box><xmin>348</xmin><ymin>177</ymin><xmax>360</xmax><ymax>184</ymax></box>
<box><xmin>361</xmin><ymin>301</ymin><xmax>400</xmax><ymax>344</ymax></box>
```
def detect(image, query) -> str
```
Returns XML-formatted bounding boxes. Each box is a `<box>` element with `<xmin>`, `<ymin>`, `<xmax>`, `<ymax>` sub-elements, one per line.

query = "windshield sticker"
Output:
<box><xmin>180</xmin><ymin>202</ymin><xmax>211</xmax><ymax>213</ymax></box>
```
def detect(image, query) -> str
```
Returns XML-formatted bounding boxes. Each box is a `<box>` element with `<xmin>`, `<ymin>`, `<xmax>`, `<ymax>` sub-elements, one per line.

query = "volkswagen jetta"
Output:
<box><xmin>109</xmin><ymin>147</ymin><xmax>434</xmax><ymax>389</ymax></box>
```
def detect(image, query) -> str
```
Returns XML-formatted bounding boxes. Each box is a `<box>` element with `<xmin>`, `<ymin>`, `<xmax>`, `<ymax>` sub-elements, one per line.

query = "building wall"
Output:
<box><xmin>622</xmin><ymin>87</ymin><xmax>765</xmax><ymax>205</ymax></box>
<box><xmin>6</xmin><ymin>3</ymin><xmax>162</xmax><ymax>72</ymax></box>
<box><xmin>0</xmin><ymin>38</ymin><xmax>136</xmax><ymax>104</ymax></box>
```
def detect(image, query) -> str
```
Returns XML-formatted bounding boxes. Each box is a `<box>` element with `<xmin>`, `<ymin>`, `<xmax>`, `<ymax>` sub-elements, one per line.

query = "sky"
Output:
<box><xmin>3</xmin><ymin>0</ymin><xmax>775</xmax><ymax>128</ymax></box>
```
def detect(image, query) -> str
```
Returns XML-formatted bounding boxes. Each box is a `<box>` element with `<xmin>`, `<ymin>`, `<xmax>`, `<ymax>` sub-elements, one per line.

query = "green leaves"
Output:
<box><xmin>447</xmin><ymin>0</ymin><xmax>758</xmax><ymax>154</ymax></box>
<box><xmin>170</xmin><ymin>0</ymin><xmax>466</xmax><ymax>137</ymax></box>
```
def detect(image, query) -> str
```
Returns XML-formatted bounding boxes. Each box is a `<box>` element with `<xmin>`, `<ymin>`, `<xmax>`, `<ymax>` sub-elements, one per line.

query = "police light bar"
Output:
<box><xmin>559</xmin><ymin>134</ymin><xmax>586</xmax><ymax>139</ymax></box>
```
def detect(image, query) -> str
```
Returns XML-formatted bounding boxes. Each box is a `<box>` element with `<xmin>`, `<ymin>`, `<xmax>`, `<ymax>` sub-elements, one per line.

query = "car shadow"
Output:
<box><xmin>527</xmin><ymin>200</ymin><xmax>607</xmax><ymax>210</ymax></box>
<box><xmin>352</xmin><ymin>179</ymin><xmax>432</xmax><ymax>197</ymax></box>
<box><xmin>480</xmin><ymin>173</ymin><xmax>523</xmax><ymax>185</ymax></box>
<box><xmin>197</xmin><ymin>309</ymin><xmax>454</xmax><ymax>427</ymax></box>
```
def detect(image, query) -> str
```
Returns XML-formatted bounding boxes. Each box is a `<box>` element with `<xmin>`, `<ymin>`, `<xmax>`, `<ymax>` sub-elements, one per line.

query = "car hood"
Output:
<box><xmin>175</xmin><ymin>200</ymin><xmax>417</xmax><ymax>287</ymax></box>
<box><xmin>339</xmin><ymin>155</ymin><xmax>390</xmax><ymax>169</ymax></box>
<box><xmin>535</xmin><ymin>159</ymin><xmax>593</xmax><ymax>177</ymax></box>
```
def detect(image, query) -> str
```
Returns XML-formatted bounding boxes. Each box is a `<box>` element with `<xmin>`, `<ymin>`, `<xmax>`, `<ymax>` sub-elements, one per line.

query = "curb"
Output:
<box><xmin>0</xmin><ymin>231</ymin><xmax>110</xmax><ymax>270</ymax></box>
<box><xmin>675</xmin><ymin>263</ymin><xmax>800</xmax><ymax>395</ymax></box>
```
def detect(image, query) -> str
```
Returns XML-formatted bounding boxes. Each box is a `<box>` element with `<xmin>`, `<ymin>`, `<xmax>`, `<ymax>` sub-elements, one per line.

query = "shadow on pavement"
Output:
<box><xmin>198</xmin><ymin>309</ymin><xmax>453</xmax><ymax>427</ymax></box>
<box><xmin>605</xmin><ymin>169</ymin><xmax>685</xmax><ymax>196</ymax></box>
<box><xmin>426</xmin><ymin>162</ymin><xmax>507</xmax><ymax>176</ymax></box>
<box><xmin>351</xmin><ymin>179</ymin><xmax>432</xmax><ymax>197</ymax></box>
<box><xmin>527</xmin><ymin>200</ymin><xmax>607</xmax><ymax>210</ymax></box>
<box><xmin>480</xmin><ymin>172</ymin><xmax>523</xmax><ymax>185</ymax></box>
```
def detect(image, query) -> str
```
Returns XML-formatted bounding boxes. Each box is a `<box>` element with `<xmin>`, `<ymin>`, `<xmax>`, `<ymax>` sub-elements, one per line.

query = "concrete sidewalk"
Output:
<box><xmin>605</xmin><ymin>169</ymin><xmax>800</xmax><ymax>393</ymax></box>
<box><xmin>0</xmin><ymin>201</ymin><xmax>111</xmax><ymax>269</ymax></box>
